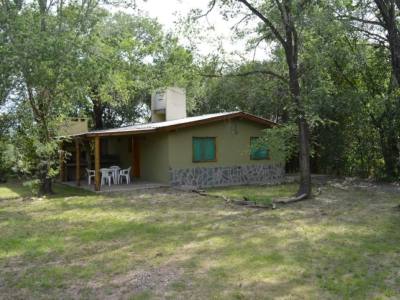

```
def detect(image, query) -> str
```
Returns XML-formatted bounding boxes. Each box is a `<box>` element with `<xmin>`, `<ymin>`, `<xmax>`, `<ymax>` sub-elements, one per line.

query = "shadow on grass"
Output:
<box><xmin>0</xmin><ymin>185</ymin><xmax>399</xmax><ymax>298</ymax></box>
<box><xmin>0</xmin><ymin>181</ymin><xmax>93</xmax><ymax>201</ymax></box>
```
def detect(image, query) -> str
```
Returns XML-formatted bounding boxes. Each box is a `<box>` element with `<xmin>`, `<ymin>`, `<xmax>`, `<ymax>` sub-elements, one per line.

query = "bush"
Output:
<box><xmin>22</xmin><ymin>179</ymin><xmax>41</xmax><ymax>196</ymax></box>
<box><xmin>0</xmin><ymin>142</ymin><xmax>15</xmax><ymax>182</ymax></box>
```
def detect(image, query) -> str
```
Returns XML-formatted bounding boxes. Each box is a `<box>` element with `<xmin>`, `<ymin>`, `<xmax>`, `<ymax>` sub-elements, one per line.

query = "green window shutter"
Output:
<box><xmin>203</xmin><ymin>138</ymin><xmax>216</xmax><ymax>161</ymax></box>
<box><xmin>250</xmin><ymin>137</ymin><xmax>268</xmax><ymax>160</ymax></box>
<box><xmin>193</xmin><ymin>137</ymin><xmax>216</xmax><ymax>162</ymax></box>
<box><xmin>193</xmin><ymin>138</ymin><xmax>203</xmax><ymax>162</ymax></box>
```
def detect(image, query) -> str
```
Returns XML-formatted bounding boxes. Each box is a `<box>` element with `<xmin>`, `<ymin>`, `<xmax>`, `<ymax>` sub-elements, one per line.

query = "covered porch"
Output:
<box><xmin>59</xmin><ymin>133</ymin><xmax>159</xmax><ymax>191</ymax></box>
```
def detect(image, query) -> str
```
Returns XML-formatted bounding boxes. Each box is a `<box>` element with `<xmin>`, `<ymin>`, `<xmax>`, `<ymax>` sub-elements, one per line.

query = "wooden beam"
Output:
<box><xmin>75</xmin><ymin>139</ymin><xmax>80</xmax><ymax>186</ymax></box>
<box><xmin>94</xmin><ymin>136</ymin><xmax>101</xmax><ymax>191</ymax></box>
<box><xmin>132</xmin><ymin>136</ymin><xmax>140</xmax><ymax>177</ymax></box>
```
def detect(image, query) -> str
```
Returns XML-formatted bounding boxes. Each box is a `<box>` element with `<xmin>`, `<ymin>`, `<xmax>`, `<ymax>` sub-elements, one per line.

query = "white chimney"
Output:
<box><xmin>151</xmin><ymin>87</ymin><xmax>187</xmax><ymax>122</ymax></box>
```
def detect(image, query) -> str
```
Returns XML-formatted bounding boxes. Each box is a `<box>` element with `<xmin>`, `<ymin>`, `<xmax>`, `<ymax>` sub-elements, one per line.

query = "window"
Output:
<box><xmin>250</xmin><ymin>137</ymin><xmax>269</xmax><ymax>160</ymax></box>
<box><xmin>192</xmin><ymin>137</ymin><xmax>216</xmax><ymax>162</ymax></box>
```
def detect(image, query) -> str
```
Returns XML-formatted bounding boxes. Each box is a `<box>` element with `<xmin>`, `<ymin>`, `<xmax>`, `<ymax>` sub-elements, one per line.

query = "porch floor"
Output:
<box><xmin>62</xmin><ymin>180</ymin><xmax>169</xmax><ymax>193</ymax></box>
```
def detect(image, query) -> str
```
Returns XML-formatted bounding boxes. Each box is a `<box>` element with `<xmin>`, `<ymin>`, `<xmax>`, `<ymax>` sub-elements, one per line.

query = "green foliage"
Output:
<box><xmin>1</xmin><ymin>1</ymin><xmax>198</xmax><ymax>192</ymax></box>
<box><xmin>77</xmin><ymin>12</ymin><xmax>195</xmax><ymax>128</ymax></box>
<box><xmin>188</xmin><ymin>0</ymin><xmax>399</xmax><ymax>180</ymax></box>
<box><xmin>1</xmin><ymin>0</ymin><xmax>400</xmax><ymax>186</ymax></box>
<box><xmin>0</xmin><ymin>114</ymin><xmax>15</xmax><ymax>181</ymax></box>
<box><xmin>190</xmin><ymin>61</ymin><xmax>289</xmax><ymax>120</ymax></box>
<box><xmin>255</xmin><ymin>125</ymin><xmax>297</xmax><ymax>163</ymax></box>
<box><xmin>0</xmin><ymin>0</ymin><xmax>106</xmax><ymax>193</ymax></box>
<box><xmin>0</xmin><ymin>141</ymin><xmax>14</xmax><ymax>182</ymax></box>
<box><xmin>22</xmin><ymin>179</ymin><xmax>41</xmax><ymax>196</ymax></box>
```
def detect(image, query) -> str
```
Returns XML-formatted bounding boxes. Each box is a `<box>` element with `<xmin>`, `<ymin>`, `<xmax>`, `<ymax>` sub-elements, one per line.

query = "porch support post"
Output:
<box><xmin>75</xmin><ymin>139</ymin><xmax>81</xmax><ymax>186</ymax></box>
<box><xmin>59</xmin><ymin>142</ymin><xmax>65</xmax><ymax>182</ymax></box>
<box><xmin>132</xmin><ymin>136</ymin><xmax>140</xmax><ymax>177</ymax></box>
<box><xmin>94</xmin><ymin>135</ymin><xmax>101</xmax><ymax>191</ymax></box>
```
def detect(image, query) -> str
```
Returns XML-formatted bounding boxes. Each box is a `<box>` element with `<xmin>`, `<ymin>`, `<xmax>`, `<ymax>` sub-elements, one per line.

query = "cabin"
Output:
<box><xmin>60</xmin><ymin>87</ymin><xmax>284</xmax><ymax>191</ymax></box>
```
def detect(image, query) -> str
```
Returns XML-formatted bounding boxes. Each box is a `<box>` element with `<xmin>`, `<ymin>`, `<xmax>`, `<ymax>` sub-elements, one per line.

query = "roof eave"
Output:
<box><xmin>82</xmin><ymin>112</ymin><xmax>278</xmax><ymax>138</ymax></box>
<box><xmin>85</xmin><ymin>128</ymin><xmax>155</xmax><ymax>137</ymax></box>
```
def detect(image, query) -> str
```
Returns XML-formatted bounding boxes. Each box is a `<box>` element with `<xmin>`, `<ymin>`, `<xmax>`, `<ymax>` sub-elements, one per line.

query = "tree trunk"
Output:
<box><xmin>91</xmin><ymin>86</ymin><xmax>104</xmax><ymax>129</ymax></box>
<box><xmin>235</xmin><ymin>0</ymin><xmax>312</xmax><ymax>198</ymax></box>
<box><xmin>93</xmin><ymin>100</ymin><xmax>103</xmax><ymax>129</ymax></box>
<box><xmin>375</xmin><ymin>0</ymin><xmax>400</xmax><ymax>85</ymax></box>
<box><xmin>39</xmin><ymin>177</ymin><xmax>53</xmax><ymax>195</ymax></box>
<box><xmin>374</xmin><ymin>0</ymin><xmax>400</xmax><ymax>180</ymax></box>
<box><xmin>288</xmin><ymin>61</ymin><xmax>312</xmax><ymax>198</ymax></box>
<box><xmin>297</xmin><ymin>117</ymin><xmax>312</xmax><ymax>196</ymax></box>
<box><xmin>379</xmin><ymin>127</ymin><xmax>399</xmax><ymax>179</ymax></box>
<box><xmin>289</xmin><ymin>71</ymin><xmax>312</xmax><ymax>197</ymax></box>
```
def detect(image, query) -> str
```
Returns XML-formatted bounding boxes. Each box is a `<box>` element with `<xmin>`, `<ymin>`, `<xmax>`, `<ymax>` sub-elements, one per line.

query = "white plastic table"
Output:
<box><xmin>109</xmin><ymin>166</ymin><xmax>121</xmax><ymax>184</ymax></box>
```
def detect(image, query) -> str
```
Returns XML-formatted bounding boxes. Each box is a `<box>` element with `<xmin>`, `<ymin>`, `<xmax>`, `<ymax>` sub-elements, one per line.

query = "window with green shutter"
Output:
<box><xmin>250</xmin><ymin>137</ymin><xmax>269</xmax><ymax>160</ymax></box>
<box><xmin>192</xmin><ymin>137</ymin><xmax>216</xmax><ymax>162</ymax></box>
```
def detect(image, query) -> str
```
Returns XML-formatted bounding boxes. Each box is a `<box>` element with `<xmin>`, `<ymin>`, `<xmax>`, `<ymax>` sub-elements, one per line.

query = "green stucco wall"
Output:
<box><xmin>97</xmin><ymin>134</ymin><xmax>170</xmax><ymax>184</ymax></box>
<box><xmin>96</xmin><ymin>119</ymin><xmax>274</xmax><ymax>185</ymax></box>
<box><xmin>139</xmin><ymin>133</ymin><xmax>170</xmax><ymax>183</ymax></box>
<box><xmin>168</xmin><ymin>119</ymin><xmax>272</xmax><ymax>169</ymax></box>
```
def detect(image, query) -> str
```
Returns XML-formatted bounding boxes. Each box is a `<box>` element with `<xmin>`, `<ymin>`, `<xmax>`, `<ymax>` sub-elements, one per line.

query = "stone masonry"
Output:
<box><xmin>170</xmin><ymin>164</ymin><xmax>285</xmax><ymax>188</ymax></box>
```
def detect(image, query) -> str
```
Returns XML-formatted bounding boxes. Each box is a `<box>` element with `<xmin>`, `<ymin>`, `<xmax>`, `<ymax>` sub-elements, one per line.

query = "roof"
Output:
<box><xmin>81</xmin><ymin>111</ymin><xmax>277</xmax><ymax>137</ymax></box>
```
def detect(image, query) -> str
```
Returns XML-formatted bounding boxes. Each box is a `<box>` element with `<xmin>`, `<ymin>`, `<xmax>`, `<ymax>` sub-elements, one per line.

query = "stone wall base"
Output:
<box><xmin>170</xmin><ymin>164</ymin><xmax>285</xmax><ymax>188</ymax></box>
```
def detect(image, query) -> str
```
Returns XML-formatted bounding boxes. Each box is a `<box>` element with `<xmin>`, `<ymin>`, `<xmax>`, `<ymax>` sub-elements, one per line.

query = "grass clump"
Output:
<box><xmin>243</xmin><ymin>195</ymin><xmax>273</xmax><ymax>206</ymax></box>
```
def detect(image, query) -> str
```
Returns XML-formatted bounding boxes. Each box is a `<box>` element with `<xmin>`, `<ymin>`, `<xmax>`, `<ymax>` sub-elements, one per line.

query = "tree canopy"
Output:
<box><xmin>1</xmin><ymin>0</ymin><xmax>400</xmax><ymax>194</ymax></box>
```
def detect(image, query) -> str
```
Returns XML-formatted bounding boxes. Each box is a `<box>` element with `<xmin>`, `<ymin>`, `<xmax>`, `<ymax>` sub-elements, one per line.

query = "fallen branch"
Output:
<box><xmin>192</xmin><ymin>189</ymin><xmax>310</xmax><ymax>208</ymax></box>
<box><xmin>273</xmin><ymin>193</ymin><xmax>308</xmax><ymax>204</ymax></box>
<box><xmin>234</xmin><ymin>199</ymin><xmax>276</xmax><ymax>209</ymax></box>
<box><xmin>192</xmin><ymin>189</ymin><xmax>275</xmax><ymax>209</ymax></box>
<box><xmin>192</xmin><ymin>189</ymin><xmax>208</xmax><ymax>196</ymax></box>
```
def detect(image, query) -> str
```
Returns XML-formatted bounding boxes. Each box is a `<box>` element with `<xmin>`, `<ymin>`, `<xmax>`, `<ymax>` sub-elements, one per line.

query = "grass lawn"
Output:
<box><xmin>1</xmin><ymin>181</ymin><xmax>400</xmax><ymax>299</ymax></box>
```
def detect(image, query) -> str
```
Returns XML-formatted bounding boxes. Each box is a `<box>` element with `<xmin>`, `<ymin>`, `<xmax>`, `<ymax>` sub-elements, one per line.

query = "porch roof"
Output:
<box><xmin>74</xmin><ymin>111</ymin><xmax>277</xmax><ymax>138</ymax></box>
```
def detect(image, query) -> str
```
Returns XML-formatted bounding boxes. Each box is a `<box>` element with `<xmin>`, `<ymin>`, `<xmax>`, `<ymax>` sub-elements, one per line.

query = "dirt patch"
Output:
<box><xmin>67</xmin><ymin>264</ymin><xmax>183</xmax><ymax>299</ymax></box>
<box><xmin>111</xmin><ymin>265</ymin><xmax>182</xmax><ymax>296</ymax></box>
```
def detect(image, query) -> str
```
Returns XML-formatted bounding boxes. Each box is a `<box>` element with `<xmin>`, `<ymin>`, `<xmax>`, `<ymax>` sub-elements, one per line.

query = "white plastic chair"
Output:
<box><xmin>100</xmin><ymin>168</ymin><xmax>113</xmax><ymax>186</ymax></box>
<box><xmin>109</xmin><ymin>166</ymin><xmax>120</xmax><ymax>185</ymax></box>
<box><xmin>119</xmin><ymin>167</ymin><xmax>131</xmax><ymax>184</ymax></box>
<box><xmin>86</xmin><ymin>169</ymin><xmax>95</xmax><ymax>185</ymax></box>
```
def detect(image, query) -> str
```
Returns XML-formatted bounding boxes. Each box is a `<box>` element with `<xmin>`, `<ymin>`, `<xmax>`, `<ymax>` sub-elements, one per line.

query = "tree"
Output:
<box><xmin>77</xmin><ymin>13</ymin><xmax>194</xmax><ymax>129</ymax></box>
<box><xmin>1</xmin><ymin>1</ymin><xmax>195</xmax><ymax>194</ymax></box>
<box><xmin>191</xmin><ymin>60</ymin><xmax>289</xmax><ymax>121</ymax></box>
<box><xmin>203</xmin><ymin>0</ymin><xmax>313</xmax><ymax>197</ymax></box>
<box><xmin>338</xmin><ymin>0</ymin><xmax>400</xmax><ymax>179</ymax></box>
<box><xmin>0</xmin><ymin>0</ymin><xmax>105</xmax><ymax>194</ymax></box>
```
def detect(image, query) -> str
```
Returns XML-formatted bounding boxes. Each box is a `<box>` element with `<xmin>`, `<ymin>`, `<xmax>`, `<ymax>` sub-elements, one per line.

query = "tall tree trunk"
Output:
<box><xmin>374</xmin><ymin>0</ymin><xmax>400</xmax><ymax>85</ymax></box>
<box><xmin>297</xmin><ymin>117</ymin><xmax>312</xmax><ymax>195</ymax></box>
<box><xmin>373</xmin><ymin>0</ymin><xmax>400</xmax><ymax>179</ymax></box>
<box><xmin>288</xmin><ymin>66</ymin><xmax>312</xmax><ymax>197</ymax></box>
<box><xmin>93</xmin><ymin>99</ymin><xmax>103</xmax><ymax>129</ymax></box>
<box><xmin>91</xmin><ymin>85</ymin><xmax>104</xmax><ymax>129</ymax></box>
<box><xmin>39</xmin><ymin>176</ymin><xmax>53</xmax><ymax>195</ymax></box>
<box><xmin>35</xmin><ymin>0</ymin><xmax>54</xmax><ymax>195</ymax></box>
<box><xmin>236</xmin><ymin>0</ymin><xmax>313</xmax><ymax>198</ymax></box>
<box><xmin>379</xmin><ymin>127</ymin><xmax>399</xmax><ymax>179</ymax></box>
<box><xmin>38</xmin><ymin>105</ymin><xmax>54</xmax><ymax>194</ymax></box>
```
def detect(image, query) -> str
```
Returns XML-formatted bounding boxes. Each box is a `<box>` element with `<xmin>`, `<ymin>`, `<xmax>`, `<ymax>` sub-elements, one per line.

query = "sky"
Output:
<box><xmin>134</xmin><ymin>0</ymin><xmax>269</xmax><ymax>61</ymax></box>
